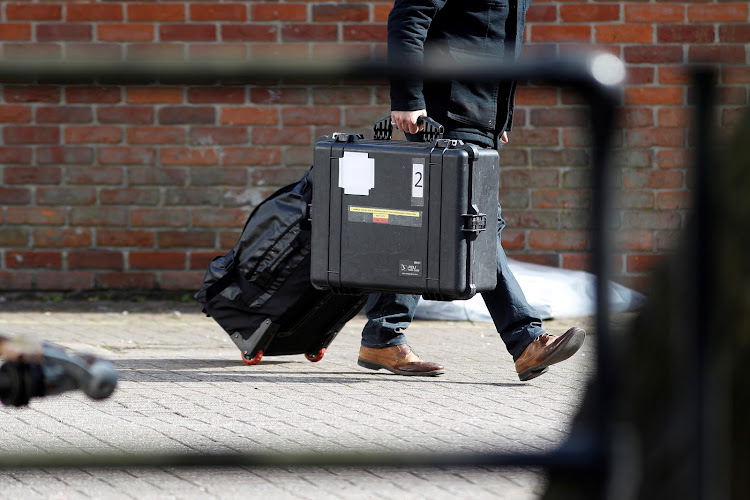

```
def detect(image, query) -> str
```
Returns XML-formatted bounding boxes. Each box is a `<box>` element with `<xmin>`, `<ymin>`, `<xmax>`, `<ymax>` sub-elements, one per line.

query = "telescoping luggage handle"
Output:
<box><xmin>373</xmin><ymin>115</ymin><xmax>444</xmax><ymax>142</ymax></box>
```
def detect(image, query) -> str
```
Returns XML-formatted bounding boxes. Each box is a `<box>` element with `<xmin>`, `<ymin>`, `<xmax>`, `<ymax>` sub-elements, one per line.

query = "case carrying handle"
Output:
<box><xmin>373</xmin><ymin>115</ymin><xmax>444</xmax><ymax>142</ymax></box>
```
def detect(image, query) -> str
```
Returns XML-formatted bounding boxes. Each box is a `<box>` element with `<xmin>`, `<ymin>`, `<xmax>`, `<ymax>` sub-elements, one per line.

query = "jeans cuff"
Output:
<box><xmin>360</xmin><ymin>333</ymin><xmax>408</xmax><ymax>349</ymax></box>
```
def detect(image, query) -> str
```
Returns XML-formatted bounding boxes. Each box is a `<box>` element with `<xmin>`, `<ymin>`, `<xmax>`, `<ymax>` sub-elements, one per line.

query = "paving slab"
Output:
<box><xmin>0</xmin><ymin>300</ymin><xmax>634</xmax><ymax>499</ymax></box>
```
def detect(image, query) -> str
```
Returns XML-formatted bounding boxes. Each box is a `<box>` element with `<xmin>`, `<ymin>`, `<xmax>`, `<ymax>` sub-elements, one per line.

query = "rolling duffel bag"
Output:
<box><xmin>195</xmin><ymin>169</ymin><xmax>366</xmax><ymax>365</ymax></box>
<box><xmin>310</xmin><ymin>117</ymin><xmax>499</xmax><ymax>301</ymax></box>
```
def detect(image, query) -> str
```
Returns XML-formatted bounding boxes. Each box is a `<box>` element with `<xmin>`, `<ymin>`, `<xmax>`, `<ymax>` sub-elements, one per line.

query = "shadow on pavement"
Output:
<box><xmin>111</xmin><ymin>358</ymin><xmax>525</xmax><ymax>387</ymax></box>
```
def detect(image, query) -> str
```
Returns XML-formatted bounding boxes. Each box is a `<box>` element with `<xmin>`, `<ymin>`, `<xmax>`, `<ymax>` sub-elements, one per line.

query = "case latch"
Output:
<box><xmin>332</xmin><ymin>132</ymin><xmax>364</xmax><ymax>142</ymax></box>
<box><xmin>462</xmin><ymin>208</ymin><xmax>487</xmax><ymax>234</ymax></box>
<box><xmin>434</xmin><ymin>138</ymin><xmax>461</xmax><ymax>149</ymax></box>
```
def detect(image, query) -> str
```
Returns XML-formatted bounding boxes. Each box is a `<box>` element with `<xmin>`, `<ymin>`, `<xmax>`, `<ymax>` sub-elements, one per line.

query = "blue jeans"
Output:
<box><xmin>360</xmin><ymin>206</ymin><xmax>543</xmax><ymax>361</ymax></box>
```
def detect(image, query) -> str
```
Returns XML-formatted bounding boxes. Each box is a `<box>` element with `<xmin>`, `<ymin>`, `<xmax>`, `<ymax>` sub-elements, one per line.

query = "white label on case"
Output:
<box><xmin>412</xmin><ymin>162</ymin><xmax>424</xmax><ymax>198</ymax></box>
<box><xmin>338</xmin><ymin>151</ymin><xmax>374</xmax><ymax>196</ymax></box>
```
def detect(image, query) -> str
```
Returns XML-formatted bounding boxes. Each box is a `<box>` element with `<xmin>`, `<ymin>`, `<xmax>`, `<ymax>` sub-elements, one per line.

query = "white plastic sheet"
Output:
<box><xmin>414</xmin><ymin>259</ymin><xmax>646</xmax><ymax>322</ymax></box>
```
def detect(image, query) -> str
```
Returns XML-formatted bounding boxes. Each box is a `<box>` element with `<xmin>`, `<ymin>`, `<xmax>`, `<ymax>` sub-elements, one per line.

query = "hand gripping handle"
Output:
<box><xmin>373</xmin><ymin>115</ymin><xmax>444</xmax><ymax>142</ymax></box>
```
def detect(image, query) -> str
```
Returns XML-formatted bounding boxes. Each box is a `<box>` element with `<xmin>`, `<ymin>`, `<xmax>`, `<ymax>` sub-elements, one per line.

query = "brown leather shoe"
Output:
<box><xmin>358</xmin><ymin>345</ymin><xmax>444</xmax><ymax>376</ymax></box>
<box><xmin>515</xmin><ymin>327</ymin><xmax>586</xmax><ymax>381</ymax></box>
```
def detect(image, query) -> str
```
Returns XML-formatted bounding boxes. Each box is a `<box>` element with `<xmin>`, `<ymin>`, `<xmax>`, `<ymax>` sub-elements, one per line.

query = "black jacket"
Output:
<box><xmin>388</xmin><ymin>0</ymin><xmax>530</xmax><ymax>134</ymax></box>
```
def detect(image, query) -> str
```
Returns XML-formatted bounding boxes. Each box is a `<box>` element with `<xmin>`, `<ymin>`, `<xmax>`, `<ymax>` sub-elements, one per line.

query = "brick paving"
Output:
<box><xmin>0</xmin><ymin>300</ymin><xmax>630</xmax><ymax>499</ymax></box>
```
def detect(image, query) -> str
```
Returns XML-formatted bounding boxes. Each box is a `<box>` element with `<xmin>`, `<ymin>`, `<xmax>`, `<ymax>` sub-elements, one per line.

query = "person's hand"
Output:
<box><xmin>391</xmin><ymin>109</ymin><xmax>427</xmax><ymax>135</ymax></box>
<box><xmin>501</xmin><ymin>131</ymin><xmax>509</xmax><ymax>144</ymax></box>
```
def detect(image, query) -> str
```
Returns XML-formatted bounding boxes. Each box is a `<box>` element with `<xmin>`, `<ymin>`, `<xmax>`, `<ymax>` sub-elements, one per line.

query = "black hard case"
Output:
<box><xmin>310</xmin><ymin>133</ymin><xmax>499</xmax><ymax>300</ymax></box>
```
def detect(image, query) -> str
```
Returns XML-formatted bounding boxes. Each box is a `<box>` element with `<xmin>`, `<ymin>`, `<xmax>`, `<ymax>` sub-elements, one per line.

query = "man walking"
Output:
<box><xmin>357</xmin><ymin>0</ymin><xmax>586</xmax><ymax>381</ymax></box>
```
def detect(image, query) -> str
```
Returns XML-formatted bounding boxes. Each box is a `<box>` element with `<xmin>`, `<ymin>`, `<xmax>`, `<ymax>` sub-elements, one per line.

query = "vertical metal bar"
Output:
<box><xmin>692</xmin><ymin>68</ymin><xmax>715</xmax><ymax>500</ymax></box>
<box><xmin>588</xmin><ymin>87</ymin><xmax>619</xmax><ymax>498</ymax></box>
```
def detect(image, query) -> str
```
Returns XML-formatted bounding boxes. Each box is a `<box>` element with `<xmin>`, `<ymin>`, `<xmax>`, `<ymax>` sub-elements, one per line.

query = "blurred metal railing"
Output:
<box><xmin>0</xmin><ymin>52</ymin><xmax>625</xmax><ymax>495</ymax></box>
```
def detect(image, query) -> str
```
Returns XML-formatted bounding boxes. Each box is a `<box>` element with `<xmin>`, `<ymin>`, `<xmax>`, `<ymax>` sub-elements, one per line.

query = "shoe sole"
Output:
<box><xmin>517</xmin><ymin>327</ymin><xmax>586</xmax><ymax>382</ymax></box>
<box><xmin>357</xmin><ymin>357</ymin><xmax>444</xmax><ymax>377</ymax></box>
<box><xmin>518</xmin><ymin>366</ymin><xmax>549</xmax><ymax>382</ymax></box>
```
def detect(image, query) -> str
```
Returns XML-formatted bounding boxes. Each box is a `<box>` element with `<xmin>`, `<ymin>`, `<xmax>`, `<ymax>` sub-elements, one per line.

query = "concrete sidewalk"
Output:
<box><xmin>0</xmin><ymin>301</ymin><xmax>626</xmax><ymax>499</ymax></box>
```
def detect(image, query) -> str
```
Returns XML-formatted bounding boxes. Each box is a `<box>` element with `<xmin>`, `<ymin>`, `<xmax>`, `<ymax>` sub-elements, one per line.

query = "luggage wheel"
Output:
<box><xmin>242</xmin><ymin>350</ymin><xmax>263</xmax><ymax>366</ymax></box>
<box><xmin>304</xmin><ymin>348</ymin><xmax>326</xmax><ymax>363</ymax></box>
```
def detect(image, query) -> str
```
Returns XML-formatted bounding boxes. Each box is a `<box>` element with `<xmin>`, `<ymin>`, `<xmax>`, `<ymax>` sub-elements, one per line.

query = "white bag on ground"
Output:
<box><xmin>414</xmin><ymin>259</ymin><xmax>646</xmax><ymax>322</ymax></box>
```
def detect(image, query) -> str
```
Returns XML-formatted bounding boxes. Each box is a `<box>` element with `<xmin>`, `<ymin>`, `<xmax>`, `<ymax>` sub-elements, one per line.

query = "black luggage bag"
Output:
<box><xmin>195</xmin><ymin>169</ymin><xmax>366</xmax><ymax>365</ymax></box>
<box><xmin>310</xmin><ymin>117</ymin><xmax>499</xmax><ymax>301</ymax></box>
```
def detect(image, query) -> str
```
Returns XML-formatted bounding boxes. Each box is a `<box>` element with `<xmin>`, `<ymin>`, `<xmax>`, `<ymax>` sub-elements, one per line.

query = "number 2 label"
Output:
<box><xmin>412</xmin><ymin>163</ymin><xmax>424</xmax><ymax>198</ymax></box>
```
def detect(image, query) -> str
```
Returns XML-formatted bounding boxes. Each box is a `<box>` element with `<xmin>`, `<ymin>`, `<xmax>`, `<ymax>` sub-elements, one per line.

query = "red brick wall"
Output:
<box><xmin>0</xmin><ymin>1</ymin><xmax>748</xmax><ymax>294</ymax></box>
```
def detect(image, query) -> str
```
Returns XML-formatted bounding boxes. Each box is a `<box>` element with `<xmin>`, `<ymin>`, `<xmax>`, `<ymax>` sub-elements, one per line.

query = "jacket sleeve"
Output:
<box><xmin>507</xmin><ymin>81</ymin><xmax>518</xmax><ymax>132</ymax></box>
<box><xmin>387</xmin><ymin>0</ymin><xmax>448</xmax><ymax>111</ymax></box>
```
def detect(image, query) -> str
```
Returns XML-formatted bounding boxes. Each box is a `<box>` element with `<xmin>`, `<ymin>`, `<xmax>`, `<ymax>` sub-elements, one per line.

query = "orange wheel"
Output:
<box><xmin>305</xmin><ymin>348</ymin><xmax>326</xmax><ymax>362</ymax></box>
<box><xmin>242</xmin><ymin>350</ymin><xmax>263</xmax><ymax>365</ymax></box>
